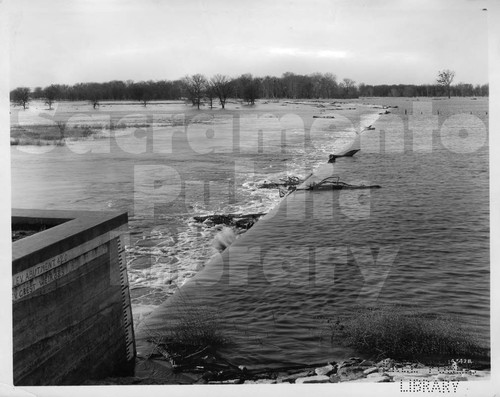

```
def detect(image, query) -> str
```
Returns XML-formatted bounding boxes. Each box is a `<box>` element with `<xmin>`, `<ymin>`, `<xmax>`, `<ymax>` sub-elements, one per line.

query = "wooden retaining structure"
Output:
<box><xmin>12</xmin><ymin>209</ymin><xmax>135</xmax><ymax>385</ymax></box>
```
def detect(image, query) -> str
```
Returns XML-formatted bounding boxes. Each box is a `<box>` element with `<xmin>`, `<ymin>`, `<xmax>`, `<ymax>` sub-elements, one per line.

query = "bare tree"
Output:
<box><xmin>281</xmin><ymin>72</ymin><xmax>297</xmax><ymax>98</ymax></box>
<box><xmin>131</xmin><ymin>81</ymin><xmax>154</xmax><ymax>106</ymax></box>
<box><xmin>11</xmin><ymin>87</ymin><xmax>31</xmax><ymax>109</ymax></box>
<box><xmin>140</xmin><ymin>87</ymin><xmax>152</xmax><ymax>107</ymax></box>
<box><xmin>182</xmin><ymin>74</ymin><xmax>207</xmax><ymax>109</ymax></box>
<box><xmin>340</xmin><ymin>78</ymin><xmax>356</xmax><ymax>98</ymax></box>
<box><xmin>211</xmin><ymin>74</ymin><xmax>233</xmax><ymax>109</ymax></box>
<box><xmin>205</xmin><ymin>82</ymin><xmax>216</xmax><ymax>109</ymax></box>
<box><xmin>322</xmin><ymin>73</ymin><xmax>338</xmax><ymax>98</ymax></box>
<box><xmin>238</xmin><ymin>73</ymin><xmax>260</xmax><ymax>105</ymax></box>
<box><xmin>44</xmin><ymin>85</ymin><xmax>59</xmax><ymax>109</ymax></box>
<box><xmin>437</xmin><ymin>69</ymin><xmax>455</xmax><ymax>98</ymax></box>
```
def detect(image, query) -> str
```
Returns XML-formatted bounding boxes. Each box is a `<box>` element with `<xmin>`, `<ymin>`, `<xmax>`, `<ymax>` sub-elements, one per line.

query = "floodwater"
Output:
<box><xmin>11</xmin><ymin>98</ymin><xmax>489</xmax><ymax>366</ymax></box>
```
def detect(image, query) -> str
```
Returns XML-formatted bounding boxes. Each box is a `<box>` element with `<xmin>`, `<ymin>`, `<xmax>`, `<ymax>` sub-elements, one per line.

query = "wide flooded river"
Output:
<box><xmin>11</xmin><ymin>98</ymin><xmax>489</xmax><ymax>366</ymax></box>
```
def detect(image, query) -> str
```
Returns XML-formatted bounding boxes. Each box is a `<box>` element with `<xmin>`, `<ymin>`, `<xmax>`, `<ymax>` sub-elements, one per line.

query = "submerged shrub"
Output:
<box><xmin>168</xmin><ymin>306</ymin><xmax>229</xmax><ymax>348</ymax></box>
<box><xmin>330</xmin><ymin>305</ymin><xmax>488</xmax><ymax>361</ymax></box>
<box><xmin>149</xmin><ymin>301</ymin><xmax>231</xmax><ymax>367</ymax></box>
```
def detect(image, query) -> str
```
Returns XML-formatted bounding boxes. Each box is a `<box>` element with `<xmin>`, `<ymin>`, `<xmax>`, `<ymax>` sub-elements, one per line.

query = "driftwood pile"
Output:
<box><xmin>258</xmin><ymin>176</ymin><xmax>304</xmax><ymax>197</ymax></box>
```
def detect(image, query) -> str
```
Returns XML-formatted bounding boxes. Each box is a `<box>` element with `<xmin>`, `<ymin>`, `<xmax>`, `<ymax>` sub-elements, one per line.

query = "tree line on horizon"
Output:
<box><xmin>10</xmin><ymin>71</ymin><xmax>489</xmax><ymax>110</ymax></box>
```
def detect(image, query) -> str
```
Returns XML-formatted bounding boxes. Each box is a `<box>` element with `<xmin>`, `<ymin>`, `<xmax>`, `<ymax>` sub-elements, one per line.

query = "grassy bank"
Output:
<box><xmin>9</xmin><ymin>120</ymin><xmax>151</xmax><ymax>146</ymax></box>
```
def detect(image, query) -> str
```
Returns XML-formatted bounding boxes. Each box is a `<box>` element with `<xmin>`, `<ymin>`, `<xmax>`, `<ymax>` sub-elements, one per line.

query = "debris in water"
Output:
<box><xmin>193</xmin><ymin>213</ymin><xmax>266</xmax><ymax>230</ymax></box>
<box><xmin>300</xmin><ymin>176</ymin><xmax>381</xmax><ymax>191</ymax></box>
<box><xmin>258</xmin><ymin>176</ymin><xmax>302</xmax><ymax>189</ymax></box>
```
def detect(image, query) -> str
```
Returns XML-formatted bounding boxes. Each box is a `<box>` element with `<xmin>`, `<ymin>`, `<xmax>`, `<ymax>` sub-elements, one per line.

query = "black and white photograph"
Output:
<box><xmin>1</xmin><ymin>0</ymin><xmax>498</xmax><ymax>396</ymax></box>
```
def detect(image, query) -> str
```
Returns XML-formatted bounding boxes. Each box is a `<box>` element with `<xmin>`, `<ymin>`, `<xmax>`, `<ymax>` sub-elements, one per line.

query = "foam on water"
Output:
<box><xmin>125</xmin><ymin>180</ymin><xmax>287</xmax><ymax>313</ymax></box>
<box><xmin>212</xmin><ymin>227</ymin><xmax>238</xmax><ymax>252</ymax></box>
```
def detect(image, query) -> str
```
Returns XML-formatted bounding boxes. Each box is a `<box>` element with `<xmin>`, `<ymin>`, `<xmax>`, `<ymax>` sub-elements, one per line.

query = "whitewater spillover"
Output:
<box><xmin>127</xmin><ymin>104</ymin><xmax>381</xmax><ymax>323</ymax></box>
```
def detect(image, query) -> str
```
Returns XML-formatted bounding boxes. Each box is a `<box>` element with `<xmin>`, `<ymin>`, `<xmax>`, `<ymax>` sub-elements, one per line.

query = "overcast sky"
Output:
<box><xmin>8</xmin><ymin>0</ymin><xmax>489</xmax><ymax>89</ymax></box>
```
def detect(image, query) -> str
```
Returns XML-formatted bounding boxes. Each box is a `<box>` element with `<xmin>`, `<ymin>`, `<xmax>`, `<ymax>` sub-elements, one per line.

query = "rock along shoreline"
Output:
<box><xmin>86</xmin><ymin>356</ymin><xmax>490</xmax><ymax>385</ymax></box>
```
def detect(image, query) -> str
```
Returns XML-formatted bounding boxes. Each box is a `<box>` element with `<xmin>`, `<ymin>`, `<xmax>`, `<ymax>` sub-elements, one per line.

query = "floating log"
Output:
<box><xmin>328</xmin><ymin>149</ymin><xmax>360</xmax><ymax>162</ymax></box>
<box><xmin>305</xmin><ymin>183</ymin><xmax>381</xmax><ymax>191</ymax></box>
<box><xmin>339</xmin><ymin>149</ymin><xmax>359</xmax><ymax>157</ymax></box>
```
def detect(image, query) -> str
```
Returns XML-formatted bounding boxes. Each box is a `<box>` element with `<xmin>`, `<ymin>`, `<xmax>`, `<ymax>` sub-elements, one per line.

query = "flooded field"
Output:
<box><xmin>10</xmin><ymin>97</ymin><xmax>489</xmax><ymax>366</ymax></box>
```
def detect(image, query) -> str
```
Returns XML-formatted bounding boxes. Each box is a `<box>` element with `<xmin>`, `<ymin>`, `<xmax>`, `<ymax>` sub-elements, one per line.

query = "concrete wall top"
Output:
<box><xmin>12</xmin><ymin>209</ymin><xmax>128</xmax><ymax>273</ymax></box>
